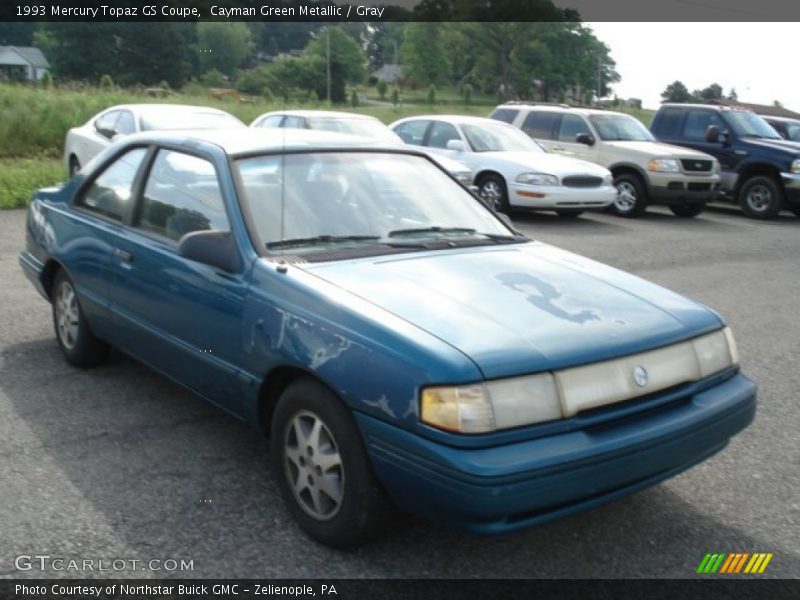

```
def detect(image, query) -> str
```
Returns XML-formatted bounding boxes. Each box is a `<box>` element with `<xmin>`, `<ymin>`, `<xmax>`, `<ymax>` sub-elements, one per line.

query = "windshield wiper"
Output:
<box><xmin>266</xmin><ymin>235</ymin><xmax>380</xmax><ymax>250</ymax></box>
<box><xmin>387</xmin><ymin>227</ymin><xmax>523</xmax><ymax>244</ymax></box>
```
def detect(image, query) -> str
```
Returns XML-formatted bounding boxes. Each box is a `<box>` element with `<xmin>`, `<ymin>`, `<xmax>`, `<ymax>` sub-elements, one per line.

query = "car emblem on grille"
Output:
<box><xmin>695</xmin><ymin>162</ymin><xmax>703</xmax><ymax>169</ymax></box>
<box><xmin>633</xmin><ymin>366</ymin><xmax>648</xmax><ymax>387</ymax></box>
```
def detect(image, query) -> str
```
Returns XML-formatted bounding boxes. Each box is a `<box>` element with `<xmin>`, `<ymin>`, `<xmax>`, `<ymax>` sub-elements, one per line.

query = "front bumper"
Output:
<box><xmin>508</xmin><ymin>182</ymin><xmax>616</xmax><ymax>210</ymax></box>
<box><xmin>357</xmin><ymin>372</ymin><xmax>756</xmax><ymax>533</ymax></box>
<box><xmin>781</xmin><ymin>172</ymin><xmax>800</xmax><ymax>206</ymax></box>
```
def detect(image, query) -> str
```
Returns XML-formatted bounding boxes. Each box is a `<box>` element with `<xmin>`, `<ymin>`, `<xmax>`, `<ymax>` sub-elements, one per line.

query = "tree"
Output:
<box><xmin>661</xmin><ymin>80</ymin><xmax>693</xmax><ymax>103</ymax></box>
<box><xmin>305</xmin><ymin>27</ymin><xmax>366</xmax><ymax>86</ymax></box>
<box><xmin>400</xmin><ymin>22</ymin><xmax>452</xmax><ymax>87</ymax></box>
<box><xmin>727</xmin><ymin>88</ymin><xmax>738</xmax><ymax>102</ymax></box>
<box><xmin>197</xmin><ymin>22</ymin><xmax>252</xmax><ymax>77</ymax></box>
<box><xmin>695</xmin><ymin>83</ymin><xmax>724</xmax><ymax>102</ymax></box>
<box><xmin>115</xmin><ymin>23</ymin><xmax>188</xmax><ymax>88</ymax></box>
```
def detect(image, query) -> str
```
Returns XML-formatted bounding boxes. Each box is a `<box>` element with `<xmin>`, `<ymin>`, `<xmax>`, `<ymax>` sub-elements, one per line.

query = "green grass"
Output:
<box><xmin>0</xmin><ymin>158</ymin><xmax>64</xmax><ymax>209</ymax></box>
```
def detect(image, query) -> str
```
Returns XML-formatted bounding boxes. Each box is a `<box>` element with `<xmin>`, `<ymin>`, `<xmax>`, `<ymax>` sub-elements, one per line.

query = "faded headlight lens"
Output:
<box><xmin>648</xmin><ymin>158</ymin><xmax>681</xmax><ymax>173</ymax></box>
<box><xmin>790</xmin><ymin>159</ymin><xmax>800</xmax><ymax>174</ymax></box>
<box><xmin>420</xmin><ymin>384</ymin><xmax>494</xmax><ymax>433</ymax></box>
<box><xmin>694</xmin><ymin>327</ymin><xmax>738</xmax><ymax>377</ymax></box>
<box><xmin>516</xmin><ymin>172</ymin><xmax>559</xmax><ymax>186</ymax></box>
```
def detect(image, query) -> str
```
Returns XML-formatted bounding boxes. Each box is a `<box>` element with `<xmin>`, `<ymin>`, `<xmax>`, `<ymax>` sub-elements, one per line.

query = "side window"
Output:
<box><xmin>683</xmin><ymin>110</ymin><xmax>724</xmax><ymax>141</ymax></box>
<box><xmin>557</xmin><ymin>114</ymin><xmax>591</xmax><ymax>142</ymax></box>
<box><xmin>115</xmin><ymin>111</ymin><xmax>137</xmax><ymax>135</ymax></box>
<box><xmin>79</xmin><ymin>148</ymin><xmax>147</xmax><ymax>220</ymax></box>
<box><xmin>282</xmin><ymin>116</ymin><xmax>305</xmax><ymax>129</ymax></box>
<box><xmin>653</xmin><ymin>108</ymin><xmax>683</xmax><ymax>137</ymax></box>
<box><xmin>427</xmin><ymin>121</ymin><xmax>462</xmax><ymax>149</ymax></box>
<box><xmin>489</xmin><ymin>108</ymin><xmax>520</xmax><ymax>124</ymax></box>
<box><xmin>94</xmin><ymin>110</ymin><xmax>121</xmax><ymax>139</ymax></box>
<box><xmin>137</xmin><ymin>150</ymin><xmax>229</xmax><ymax>242</ymax></box>
<box><xmin>393</xmin><ymin>120</ymin><xmax>430</xmax><ymax>145</ymax></box>
<box><xmin>522</xmin><ymin>111</ymin><xmax>559</xmax><ymax>140</ymax></box>
<box><xmin>257</xmin><ymin>115</ymin><xmax>284</xmax><ymax>128</ymax></box>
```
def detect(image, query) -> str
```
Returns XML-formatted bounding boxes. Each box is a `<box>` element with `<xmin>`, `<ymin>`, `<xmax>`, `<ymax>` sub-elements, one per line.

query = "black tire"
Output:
<box><xmin>477</xmin><ymin>174</ymin><xmax>510</xmax><ymax>213</ymax></box>
<box><xmin>68</xmin><ymin>155</ymin><xmax>81</xmax><ymax>177</ymax></box>
<box><xmin>669</xmin><ymin>203</ymin><xmax>705</xmax><ymax>218</ymax></box>
<box><xmin>556</xmin><ymin>209</ymin><xmax>584</xmax><ymax>218</ymax></box>
<box><xmin>52</xmin><ymin>270</ymin><xmax>110</xmax><ymax>367</ymax></box>
<box><xmin>738</xmin><ymin>175</ymin><xmax>784</xmax><ymax>219</ymax></box>
<box><xmin>270</xmin><ymin>377</ymin><xmax>392</xmax><ymax>548</ymax></box>
<box><xmin>611</xmin><ymin>173</ymin><xmax>648</xmax><ymax>218</ymax></box>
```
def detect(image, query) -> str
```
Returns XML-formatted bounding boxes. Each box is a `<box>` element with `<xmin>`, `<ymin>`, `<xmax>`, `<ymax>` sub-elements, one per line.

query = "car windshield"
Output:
<box><xmin>141</xmin><ymin>111</ymin><xmax>244</xmax><ymax>131</ymax></box>
<box><xmin>461</xmin><ymin>122</ymin><xmax>545</xmax><ymax>153</ymax></box>
<box><xmin>235</xmin><ymin>152</ymin><xmax>518</xmax><ymax>259</ymax></box>
<box><xmin>307</xmin><ymin>117</ymin><xmax>402</xmax><ymax>143</ymax></box>
<box><xmin>786</xmin><ymin>123</ymin><xmax>800</xmax><ymax>142</ymax></box>
<box><xmin>725</xmin><ymin>111</ymin><xmax>782</xmax><ymax>139</ymax></box>
<box><xmin>589</xmin><ymin>114</ymin><xmax>654</xmax><ymax>141</ymax></box>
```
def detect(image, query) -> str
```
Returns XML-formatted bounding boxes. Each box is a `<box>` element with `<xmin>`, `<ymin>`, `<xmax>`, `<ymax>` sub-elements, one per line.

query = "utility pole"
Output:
<box><xmin>326</xmin><ymin>27</ymin><xmax>331</xmax><ymax>104</ymax></box>
<box><xmin>597</xmin><ymin>56</ymin><xmax>602</xmax><ymax>106</ymax></box>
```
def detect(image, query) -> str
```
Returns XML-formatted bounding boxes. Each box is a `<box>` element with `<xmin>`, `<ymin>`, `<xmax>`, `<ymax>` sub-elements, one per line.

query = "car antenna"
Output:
<box><xmin>277</xmin><ymin>121</ymin><xmax>287</xmax><ymax>272</ymax></box>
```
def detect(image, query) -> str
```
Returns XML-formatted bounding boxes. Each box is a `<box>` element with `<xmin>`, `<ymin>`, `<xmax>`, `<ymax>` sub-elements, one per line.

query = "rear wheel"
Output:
<box><xmin>612</xmin><ymin>173</ymin><xmax>648</xmax><ymax>218</ymax></box>
<box><xmin>270</xmin><ymin>377</ymin><xmax>392</xmax><ymax>548</ymax></box>
<box><xmin>738</xmin><ymin>175</ymin><xmax>783</xmax><ymax>219</ymax></box>
<box><xmin>52</xmin><ymin>270</ymin><xmax>110</xmax><ymax>367</ymax></box>
<box><xmin>556</xmin><ymin>209</ymin><xmax>584</xmax><ymax>218</ymax></box>
<box><xmin>669</xmin><ymin>203</ymin><xmax>705</xmax><ymax>218</ymax></box>
<box><xmin>477</xmin><ymin>174</ymin><xmax>510</xmax><ymax>213</ymax></box>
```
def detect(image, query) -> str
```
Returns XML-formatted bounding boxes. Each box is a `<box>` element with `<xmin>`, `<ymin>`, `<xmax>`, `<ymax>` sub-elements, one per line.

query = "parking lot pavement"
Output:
<box><xmin>1</xmin><ymin>205</ymin><xmax>798</xmax><ymax>579</ymax></box>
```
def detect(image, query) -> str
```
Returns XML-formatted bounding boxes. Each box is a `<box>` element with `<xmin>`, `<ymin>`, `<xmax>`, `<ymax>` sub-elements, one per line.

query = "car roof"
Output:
<box><xmin>658</xmin><ymin>103</ymin><xmax>752</xmax><ymax>112</ymax></box>
<box><xmin>120</xmin><ymin>127</ymin><xmax>419</xmax><ymax>157</ymax></box>
<box><xmin>103</xmin><ymin>104</ymin><xmax>235</xmax><ymax>116</ymax></box>
<box><xmin>761</xmin><ymin>115</ymin><xmax>799</xmax><ymax>123</ymax></box>
<box><xmin>495</xmin><ymin>103</ymin><xmax>627</xmax><ymax>117</ymax></box>
<box><xmin>395</xmin><ymin>114</ymin><xmax>517</xmax><ymax>127</ymax></box>
<box><xmin>258</xmin><ymin>110</ymin><xmax>379</xmax><ymax>121</ymax></box>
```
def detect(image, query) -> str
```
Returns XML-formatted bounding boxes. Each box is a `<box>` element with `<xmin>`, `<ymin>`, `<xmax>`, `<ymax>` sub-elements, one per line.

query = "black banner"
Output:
<box><xmin>1</xmin><ymin>580</ymin><xmax>799</xmax><ymax>600</ymax></box>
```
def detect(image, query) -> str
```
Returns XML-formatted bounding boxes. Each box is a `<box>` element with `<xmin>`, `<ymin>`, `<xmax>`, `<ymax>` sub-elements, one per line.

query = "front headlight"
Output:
<box><xmin>420</xmin><ymin>327</ymin><xmax>739</xmax><ymax>434</ymax></box>
<box><xmin>516</xmin><ymin>172</ymin><xmax>559</xmax><ymax>186</ymax></box>
<box><xmin>790</xmin><ymin>159</ymin><xmax>800</xmax><ymax>174</ymax></box>
<box><xmin>648</xmin><ymin>158</ymin><xmax>681</xmax><ymax>173</ymax></box>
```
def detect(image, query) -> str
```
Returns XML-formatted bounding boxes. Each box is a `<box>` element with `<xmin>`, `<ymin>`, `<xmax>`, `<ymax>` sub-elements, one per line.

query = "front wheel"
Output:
<box><xmin>738</xmin><ymin>175</ymin><xmax>783</xmax><ymax>219</ymax></box>
<box><xmin>611</xmin><ymin>173</ymin><xmax>648</xmax><ymax>218</ymax></box>
<box><xmin>669</xmin><ymin>203</ymin><xmax>705</xmax><ymax>218</ymax></box>
<box><xmin>52</xmin><ymin>270</ymin><xmax>110</xmax><ymax>367</ymax></box>
<box><xmin>270</xmin><ymin>377</ymin><xmax>392</xmax><ymax>548</ymax></box>
<box><xmin>477</xmin><ymin>174</ymin><xmax>510</xmax><ymax>213</ymax></box>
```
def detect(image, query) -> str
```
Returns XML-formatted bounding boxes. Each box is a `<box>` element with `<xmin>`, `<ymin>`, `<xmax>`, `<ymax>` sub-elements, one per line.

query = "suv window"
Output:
<box><xmin>137</xmin><ymin>150</ymin><xmax>229</xmax><ymax>242</ymax></box>
<box><xmin>652</xmin><ymin>107</ymin><xmax>683</xmax><ymax>137</ymax></box>
<box><xmin>490</xmin><ymin>108</ymin><xmax>520</xmax><ymax>124</ymax></box>
<box><xmin>557</xmin><ymin>114</ymin><xmax>591</xmax><ymax>142</ymax></box>
<box><xmin>683</xmin><ymin>110</ymin><xmax>725</xmax><ymax>141</ymax></box>
<box><xmin>394</xmin><ymin>120</ymin><xmax>430</xmax><ymax>145</ymax></box>
<box><xmin>428</xmin><ymin>121</ymin><xmax>461</xmax><ymax>149</ymax></box>
<box><xmin>79</xmin><ymin>148</ymin><xmax>147</xmax><ymax>220</ymax></box>
<box><xmin>521</xmin><ymin>111</ymin><xmax>559</xmax><ymax>140</ymax></box>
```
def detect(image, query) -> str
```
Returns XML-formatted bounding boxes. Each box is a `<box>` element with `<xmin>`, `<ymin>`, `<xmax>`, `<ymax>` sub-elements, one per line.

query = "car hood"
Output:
<box><xmin>603</xmin><ymin>140</ymin><xmax>714</xmax><ymax>159</ymax></box>
<box><xmin>739</xmin><ymin>136</ymin><xmax>800</xmax><ymax>156</ymax></box>
<box><xmin>483</xmin><ymin>151</ymin><xmax>610</xmax><ymax>177</ymax></box>
<box><xmin>302</xmin><ymin>242</ymin><xmax>722</xmax><ymax>379</ymax></box>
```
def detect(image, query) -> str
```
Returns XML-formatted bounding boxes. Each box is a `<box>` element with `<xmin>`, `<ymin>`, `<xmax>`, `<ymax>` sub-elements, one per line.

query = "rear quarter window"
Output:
<box><xmin>521</xmin><ymin>111</ymin><xmax>559</xmax><ymax>140</ymax></box>
<box><xmin>489</xmin><ymin>108</ymin><xmax>520</xmax><ymax>124</ymax></box>
<box><xmin>78</xmin><ymin>148</ymin><xmax>147</xmax><ymax>220</ymax></box>
<box><xmin>652</xmin><ymin>108</ymin><xmax>683</xmax><ymax>137</ymax></box>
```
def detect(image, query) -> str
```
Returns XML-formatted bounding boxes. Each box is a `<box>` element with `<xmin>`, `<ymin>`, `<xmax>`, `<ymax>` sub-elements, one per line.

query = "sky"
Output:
<box><xmin>587</xmin><ymin>22</ymin><xmax>799</xmax><ymax>111</ymax></box>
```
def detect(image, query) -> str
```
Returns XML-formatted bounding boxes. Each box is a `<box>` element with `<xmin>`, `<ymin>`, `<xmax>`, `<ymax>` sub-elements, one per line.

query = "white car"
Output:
<box><xmin>64</xmin><ymin>104</ymin><xmax>245</xmax><ymax>176</ymax></box>
<box><xmin>250</xmin><ymin>109</ymin><xmax>474</xmax><ymax>187</ymax></box>
<box><xmin>390</xmin><ymin>115</ymin><xmax>617</xmax><ymax>216</ymax></box>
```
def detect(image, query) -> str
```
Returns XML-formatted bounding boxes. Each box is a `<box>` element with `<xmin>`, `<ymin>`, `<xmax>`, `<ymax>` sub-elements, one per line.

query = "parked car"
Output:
<box><xmin>251</xmin><ymin>109</ymin><xmax>474</xmax><ymax>187</ymax></box>
<box><xmin>761</xmin><ymin>115</ymin><xmax>800</xmax><ymax>142</ymax></box>
<box><xmin>21</xmin><ymin>128</ymin><xmax>756</xmax><ymax>548</ymax></box>
<box><xmin>651</xmin><ymin>104</ymin><xmax>800</xmax><ymax>219</ymax></box>
<box><xmin>63</xmin><ymin>104</ymin><xmax>245</xmax><ymax>176</ymax></box>
<box><xmin>490</xmin><ymin>103</ymin><xmax>721</xmax><ymax>218</ymax></box>
<box><xmin>389</xmin><ymin>115</ymin><xmax>616</xmax><ymax>217</ymax></box>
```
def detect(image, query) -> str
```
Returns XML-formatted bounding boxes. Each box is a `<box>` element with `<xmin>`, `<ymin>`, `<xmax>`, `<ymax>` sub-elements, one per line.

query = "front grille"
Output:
<box><xmin>562</xmin><ymin>175</ymin><xmax>604</xmax><ymax>188</ymax></box>
<box><xmin>680</xmin><ymin>159</ymin><xmax>713</xmax><ymax>172</ymax></box>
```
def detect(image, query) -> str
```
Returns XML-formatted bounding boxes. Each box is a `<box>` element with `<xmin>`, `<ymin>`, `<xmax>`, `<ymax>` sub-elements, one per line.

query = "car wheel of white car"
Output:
<box><xmin>612</xmin><ymin>173</ymin><xmax>648</xmax><ymax>218</ymax></box>
<box><xmin>478</xmin><ymin>175</ymin><xmax>510</xmax><ymax>213</ymax></box>
<box><xmin>270</xmin><ymin>377</ymin><xmax>393</xmax><ymax>548</ymax></box>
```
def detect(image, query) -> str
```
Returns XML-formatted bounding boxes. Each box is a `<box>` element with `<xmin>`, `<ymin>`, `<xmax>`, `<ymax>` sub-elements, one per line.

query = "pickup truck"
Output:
<box><xmin>651</xmin><ymin>103</ymin><xmax>800</xmax><ymax>219</ymax></box>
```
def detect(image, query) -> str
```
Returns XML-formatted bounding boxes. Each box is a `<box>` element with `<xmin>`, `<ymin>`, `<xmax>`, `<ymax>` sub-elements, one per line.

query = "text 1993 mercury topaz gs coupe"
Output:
<box><xmin>20</xmin><ymin>129</ymin><xmax>756</xmax><ymax>548</ymax></box>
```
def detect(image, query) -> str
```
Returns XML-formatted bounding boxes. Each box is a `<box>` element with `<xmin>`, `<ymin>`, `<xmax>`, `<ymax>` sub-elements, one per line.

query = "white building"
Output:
<box><xmin>0</xmin><ymin>46</ymin><xmax>50</xmax><ymax>81</ymax></box>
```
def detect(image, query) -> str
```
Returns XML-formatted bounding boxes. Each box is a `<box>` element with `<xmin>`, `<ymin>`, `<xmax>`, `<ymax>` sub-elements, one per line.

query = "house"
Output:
<box><xmin>706</xmin><ymin>99</ymin><xmax>800</xmax><ymax>119</ymax></box>
<box><xmin>371</xmin><ymin>64</ymin><xmax>403</xmax><ymax>84</ymax></box>
<box><xmin>0</xmin><ymin>46</ymin><xmax>50</xmax><ymax>81</ymax></box>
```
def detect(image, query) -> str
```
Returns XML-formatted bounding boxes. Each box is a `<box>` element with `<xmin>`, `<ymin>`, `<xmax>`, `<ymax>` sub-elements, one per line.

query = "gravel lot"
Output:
<box><xmin>1</xmin><ymin>205</ymin><xmax>798</xmax><ymax>579</ymax></box>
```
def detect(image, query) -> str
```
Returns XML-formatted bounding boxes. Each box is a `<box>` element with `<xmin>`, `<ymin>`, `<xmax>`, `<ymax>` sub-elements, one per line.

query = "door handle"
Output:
<box><xmin>113</xmin><ymin>248</ymin><xmax>134</xmax><ymax>263</ymax></box>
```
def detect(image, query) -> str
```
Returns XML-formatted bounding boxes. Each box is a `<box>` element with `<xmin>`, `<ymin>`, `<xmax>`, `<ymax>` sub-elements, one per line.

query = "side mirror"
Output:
<box><xmin>446</xmin><ymin>139</ymin><xmax>466</xmax><ymax>152</ymax></box>
<box><xmin>575</xmin><ymin>133</ymin><xmax>595</xmax><ymax>146</ymax></box>
<box><xmin>705</xmin><ymin>125</ymin><xmax>719</xmax><ymax>143</ymax></box>
<box><xmin>178</xmin><ymin>230</ymin><xmax>241</xmax><ymax>273</ymax></box>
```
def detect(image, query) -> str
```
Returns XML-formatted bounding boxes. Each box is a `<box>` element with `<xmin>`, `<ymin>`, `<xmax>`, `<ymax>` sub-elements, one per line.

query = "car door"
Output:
<box><xmin>68</xmin><ymin>147</ymin><xmax>149</xmax><ymax>339</ymax></box>
<box><xmin>553</xmin><ymin>114</ymin><xmax>598</xmax><ymax>163</ymax></box>
<box><xmin>679</xmin><ymin>109</ymin><xmax>742</xmax><ymax>188</ymax></box>
<box><xmin>106</xmin><ymin>147</ymin><xmax>249</xmax><ymax>415</ymax></box>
